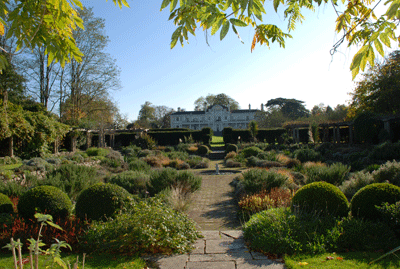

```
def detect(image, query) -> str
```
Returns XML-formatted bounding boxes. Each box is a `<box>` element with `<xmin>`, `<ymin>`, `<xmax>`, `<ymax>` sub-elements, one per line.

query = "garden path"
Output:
<box><xmin>187</xmin><ymin>161</ymin><xmax>242</xmax><ymax>230</ymax></box>
<box><xmin>147</xmin><ymin>161</ymin><xmax>286</xmax><ymax>268</ymax></box>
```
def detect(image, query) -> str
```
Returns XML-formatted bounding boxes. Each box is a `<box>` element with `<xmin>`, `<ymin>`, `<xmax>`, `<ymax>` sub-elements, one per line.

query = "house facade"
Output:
<box><xmin>170</xmin><ymin>104</ymin><xmax>262</xmax><ymax>135</ymax></box>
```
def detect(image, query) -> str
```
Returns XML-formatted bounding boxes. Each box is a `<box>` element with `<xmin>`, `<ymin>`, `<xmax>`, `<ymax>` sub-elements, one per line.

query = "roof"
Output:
<box><xmin>231</xmin><ymin>109</ymin><xmax>259</xmax><ymax>113</ymax></box>
<box><xmin>171</xmin><ymin>111</ymin><xmax>205</xmax><ymax>115</ymax></box>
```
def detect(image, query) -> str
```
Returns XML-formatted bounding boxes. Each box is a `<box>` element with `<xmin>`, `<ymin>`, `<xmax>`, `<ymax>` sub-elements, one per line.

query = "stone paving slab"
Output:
<box><xmin>186</xmin><ymin>261</ymin><xmax>236</xmax><ymax>269</ymax></box>
<box><xmin>148</xmin><ymin>230</ymin><xmax>286</xmax><ymax>269</ymax></box>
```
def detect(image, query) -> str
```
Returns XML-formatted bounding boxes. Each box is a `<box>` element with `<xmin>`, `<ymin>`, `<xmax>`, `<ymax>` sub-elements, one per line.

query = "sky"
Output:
<box><xmin>79</xmin><ymin>0</ymin><xmax>378</xmax><ymax>121</ymax></box>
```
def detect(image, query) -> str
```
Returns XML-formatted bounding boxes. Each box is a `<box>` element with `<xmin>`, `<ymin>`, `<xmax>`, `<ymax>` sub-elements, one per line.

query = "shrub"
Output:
<box><xmin>107</xmin><ymin>171</ymin><xmax>150</xmax><ymax>197</ymax></box>
<box><xmin>239</xmin><ymin>169</ymin><xmax>288</xmax><ymax>195</ymax></box>
<box><xmin>225</xmin><ymin>151</ymin><xmax>238</xmax><ymax>161</ymax></box>
<box><xmin>376</xmin><ymin>201</ymin><xmax>400</xmax><ymax>235</ymax></box>
<box><xmin>243</xmin><ymin>207</ymin><xmax>340</xmax><ymax>255</ymax></box>
<box><xmin>0</xmin><ymin>180</ymin><xmax>27</xmax><ymax>198</ymax></box>
<box><xmin>225</xmin><ymin>144</ymin><xmax>238</xmax><ymax>153</ymax></box>
<box><xmin>177</xmin><ymin>162</ymin><xmax>190</xmax><ymax>170</ymax></box>
<box><xmin>38</xmin><ymin>164</ymin><xmax>100</xmax><ymax>200</ymax></box>
<box><xmin>175</xmin><ymin>170</ymin><xmax>202</xmax><ymax>193</ymax></box>
<box><xmin>339</xmin><ymin>171</ymin><xmax>374</xmax><ymax>200</ymax></box>
<box><xmin>294</xmin><ymin>148</ymin><xmax>321</xmax><ymax>163</ymax></box>
<box><xmin>350</xmin><ymin>183</ymin><xmax>400</xmax><ymax>220</ymax></box>
<box><xmin>75</xmin><ymin>183</ymin><xmax>132</xmax><ymax>221</ymax></box>
<box><xmin>148</xmin><ymin>168</ymin><xmax>177</xmax><ymax>196</ymax></box>
<box><xmin>86</xmin><ymin>147</ymin><xmax>110</xmax><ymax>157</ymax></box>
<box><xmin>304</xmin><ymin>162</ymin><xmax>351</xmax><ymax>186</ymax></box>
<box><xmin>225</xmin><ymin>159</ymin><xmax>242</xmax><ymax>168</ymax></box>
<box><xmin>291</xmin><ymin>181</ymin><xmax>349</xmax><ymax>217</ymax></box>
<box><xmin>197</xmin><ymin>145</ymin><xmax>210</xmax><ymax>155</ymax></box>
<box><xmin>238</xmin><ymin>188</ymin><xmax>292</xmax><ymax>218</ymax></box>
<box><xmin>148</xmin><ymin>168</ymin><xmax>201</xmax><ymax>196</ymax></box>
<box><xmin>0</xmin><ymin>215</ymin><xmax>87</xmax><ymax>252</ymax></box>
<box><xmin>241</xmin><ymin>146</ymin><xmax>263</xmax><ymax>158</ymax></box>
<box><xmin>186</xmin><ymin>155</ymin><xmax>203</xmax><ymax>168</ymax></box>
<box><xmin>336</xmin><ymin>216</ymin><xmax>400</xmax><ymax>251</ymax></box>
<box><xmin>246</xmin><ymin>156</ymin><xmax>260</xmax><ymax>167</ymax></box>
<box><xmin>194</xmin><ymin>161</ymin><xmax>209</xmax><ymax>169</ymax></box>
<box><xmin>372</xmin><ymin>160</ymin><xmax>400</xmax><ymax>187</ymax></box>
<box><xmin>255</xmin><ymin>160</ymin><xmax>284</xmax><ymax>169</ymax></box>
<box><xmin>128</xmin><ymin>158</ymin><xmax>151</xmax><ymax>172</ymax></box>
<box><xmin>369</xmin><ymin>141</ymin><xmax>400</xmax><ymax>161</ymax></box>
<box><xmin>17</xmin><ymin>186</ymin><xmax>72</xmax><ymax>220</ymax></box>
<box><xmin>0</xmin><ymin>193</ymin><xmax>14</xmax><ymax>214</ymax></box>
<box><xmin>80</xmin><ymin>197</ymin><xmax>200</xmax><ymax>255</ymax></box>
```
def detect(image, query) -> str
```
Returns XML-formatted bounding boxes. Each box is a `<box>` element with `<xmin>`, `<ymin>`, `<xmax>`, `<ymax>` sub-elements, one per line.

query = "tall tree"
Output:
<box><xmin>60</xmin><ymin>7</ymin><xmax>121</xmax><ymax>126</ymax></box>
<box><xmin>266</xmin><ymin>98</ymin><xmax>309</xmax><ymax>120</ymax></box>
<box><xmin>0</xmin><ymin>0</ymin><xmax>129</xmax><ymax>73</ymax></box>
<box><xmin>348</xmin><ymin>51</ymin><xmax>400</xmax><ymax>118</ymax></box>
<box><xmin>194</xmin><ymin>93</ymin><xmax>240</xmax><ymax>111</ymax></box>
<box><xmin>137</xmin><ymin>101</ymin><xmax>156</xmax><ymax>128</ymax></box>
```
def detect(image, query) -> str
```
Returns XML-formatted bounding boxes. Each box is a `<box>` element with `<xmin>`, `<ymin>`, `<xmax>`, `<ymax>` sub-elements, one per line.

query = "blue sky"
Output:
<box><xmin>81</xmin><ymin>1</ymin><xmax>371</xmax><ymax>121</ymax></box>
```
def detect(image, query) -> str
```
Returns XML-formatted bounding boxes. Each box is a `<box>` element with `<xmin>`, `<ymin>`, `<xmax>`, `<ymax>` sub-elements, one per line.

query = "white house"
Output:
<box><xmin>170</xmin><ymin>104</ymin><xmax>262</xmax><ymax>135</ymax></box>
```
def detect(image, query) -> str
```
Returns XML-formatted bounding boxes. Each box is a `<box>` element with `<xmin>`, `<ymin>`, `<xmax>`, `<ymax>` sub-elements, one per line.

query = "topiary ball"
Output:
<box><xmin>350</xmin><ymin>183</ymin><xmax>400</xmax><ymax>220</ymax></box>
<box><xmin>291</xmin><ymin>181</ymin><xmax>349</xmax><ymax>217</ymax></box>
<box><xmin>197</xmin><ymin>145</ymin><xmax>210</xmax><ymax>155</ymax></box>
<box><xmin>0</xmin><ymin>193</ymin><xmax>14</xmax><ymax>214</ymax></box>
<box><xmin>225</xmin><ymin>144</ymin><xmax>238</xmax><ymax>153</ymax></box>
<box><xmin>17</xmin><ymin>186</ymin><xmax>72</xmax><ymax>220</ymax></box>
<box><xmin>75</xmin><ymin>183</ymin><xmax>132</xmax><ymax>221</ymax></box>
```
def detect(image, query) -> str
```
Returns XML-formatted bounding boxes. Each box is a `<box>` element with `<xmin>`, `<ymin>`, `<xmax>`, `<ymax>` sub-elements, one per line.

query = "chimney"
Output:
<box><xmin>261</xmin><ymin>103</ymin><xmax>264</xmax><ymax>111</ymax></box>
<box><xmin>178</xmin><ymin>107</ymin><xmax>181</xmax><ymax>112</ymax></box>
<box><xmin>204</xmin><ymin>102</ymin><xmax>207</xmax><ymax>111</ymax></box>
<box><xmin>249</xmin><ymin>104</ymin><xmax>251</xmax><ymax>110</ymax></box>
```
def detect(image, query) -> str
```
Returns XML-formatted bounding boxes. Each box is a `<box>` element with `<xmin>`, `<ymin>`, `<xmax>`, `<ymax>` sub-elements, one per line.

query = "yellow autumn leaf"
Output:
<box><xmin>0</xmin><ymin>22</ymin><xmax>4</xmax><ymax>36</ymax></box>
<box><xmin>298</xmin><ymin>262</ymin><xmax>309</xmax><ymax>266</ymax></box>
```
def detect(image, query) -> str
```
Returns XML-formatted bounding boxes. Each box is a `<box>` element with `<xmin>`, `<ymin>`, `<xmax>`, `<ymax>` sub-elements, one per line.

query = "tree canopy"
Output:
<box><xmin>161</xmin><ymin>0</ymin><xmax>400</xmax><ymax>78</ymax></box>
<box><xmin>194</xmin><ymin>93</ymin><xmax>240</xmax><ymax>111</ymax></box>
<box><xmin>0</xmin><ymin>0</ymin><xmax>129</xmax><ymax>73</ymax></box>
<box><xmin>266</xmin><ymin>97</ymin><xmax>309</xmax><ymax>120</ymax></box>
<box><xmin>348</xmin><ymin>50</ymin><xmax>400</xmax><ymax>118</ymax></box>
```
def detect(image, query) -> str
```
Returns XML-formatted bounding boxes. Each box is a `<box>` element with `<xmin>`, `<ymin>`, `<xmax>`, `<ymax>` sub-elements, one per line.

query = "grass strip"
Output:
<box><xmin>0</xmin><ymin>252</ymin><xmax>146</xmax><ymax>269</ymax></box>
<box><xmin>285</xmin><ymin>251</ymin><xmax>400</xmax><ymax>269</ymax></box>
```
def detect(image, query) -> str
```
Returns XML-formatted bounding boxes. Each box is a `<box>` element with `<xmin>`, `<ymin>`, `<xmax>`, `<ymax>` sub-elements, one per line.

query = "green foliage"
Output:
<box><xmin>249</xmin><ymin>120</ymin><xmax>258</xmax><ymax>139</ymax></box>
<box><xmin>243</xmin><ymin>207</ymin><xmax>341</xmax><ymax>255</ymax></box>
<box><xmin>239</xmin><ymin>169</ymin><xmax>288</xmax><ymax>195</ymax></box>
<box><xmin>197</xmin><ymin>145</ymin><xmax>209</xmax><ymax>155</ymax></box>
<box><xmin>353</xmin><ymin>111</ymin><xmax>382</xmax><ymax>144</ymax></box>
<box><xmin>372</xmin><ymin>160</ymin><xmax>400</xmax><ymax>187</ymax></box>
<box><xmin>350</xmin><ymin>183</ymin><xmax>400</xmax><ymax>221</ymax></box>
<box><xmin>292</xmin><ymin>182</ymin><xmax>349</xmax><ymax>217</ymax></box>
<box><xmin>17</xmin><ymin>186</ymin><xmax>72</xmax><ymax>220</ymax></box>
<box><xmin>339</xmin><ymin>171</ymin><xmax>374</xmax><ymax>200</ymax></box>
<box><xmin>241</xmin><ymin>146</ymin><xmax>263</xmax><ymax>158</ymax></box>
<box><xmin>148</xmin><ymin>168</ymin><xmax>201</xmax><ymax>196</ymax></box>
<box><xmin>336</xmin><ymin>216</ymin><xmax>400</xmax><ymax>251</ymax></box>
<box><xmin>75</xmin><ymin>183</ymin><xmax>132</xmax><ymax>221</ymax></box>
<box><xmin>86</xmin><ymin>147</ymin><xmax>110</xmax><ymax>157</ymax></box>
<box><xmin>225</xmin><ymin>143</ymin><xmax>238</xmax><ymax>153</ymax></box>
<box><xmin>238</xmin><ymin>188</ymin><xmax>292</xmax><ymax>219</ymax></box>
<box><xmin>127</xmin><ymin>159</ymin><xmax>149</xmax><ymax>172</ymax></box>
<box><xmin>38</xmin><ymin>164</ymin><xmax>100</xmax><ymax>200</ymax></box>
<box><xmin>107</xmin><ymin>171</ymin><xmax>150</xmax><ymax>197</ymax></box>
<box><xmin>81</xmin><ymin>197</ymin><xmax>200</xmax><ymax>255</ymax></box>
<box><xmin>376</xmin><ymin>201</ymin><xmax>400</xmax><ymax>235</ymax></box>
<box><xmin>349</xmin><ymin>51</ymin><xmax>400</xmax><ymax>115</ymax></box>
<box><xmin>304</xmin><ymin>162</ymin><xmax>351</xmax><ymax>186</ymax></box>
<box><xmin>0</xmin><ymin>180</ymin><xmax>27</xmax><ymax>198</ymax></box>
<box><xmin>294</xmin><ymin>148</ymin><xmax>321</xmax><ymax>163</ymax></box>
<box><xmin>0</xmin><ymin>193</ymin><xmax>13</xmax><ymax>214</ymax></box>
<box><xmin>369</xmin><ymin>142</ymin><xmax>400</xmax><ymax>161</ymax></box>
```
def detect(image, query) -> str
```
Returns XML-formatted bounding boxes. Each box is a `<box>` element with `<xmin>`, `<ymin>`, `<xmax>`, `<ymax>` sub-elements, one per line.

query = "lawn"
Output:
<box><xmin>211</xmin><ymin>136</ymin><xmax>224</xmax><ymax>146</ymax></box>
<box><xmin>285</xmin><ymin>252</ymin><xmax>400</xmax><ymax>269</ymax></box>
<box><xmin>0</xmin><ymin>252</ymin><xmax>147</xmax><ymax>269</ymax></box>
